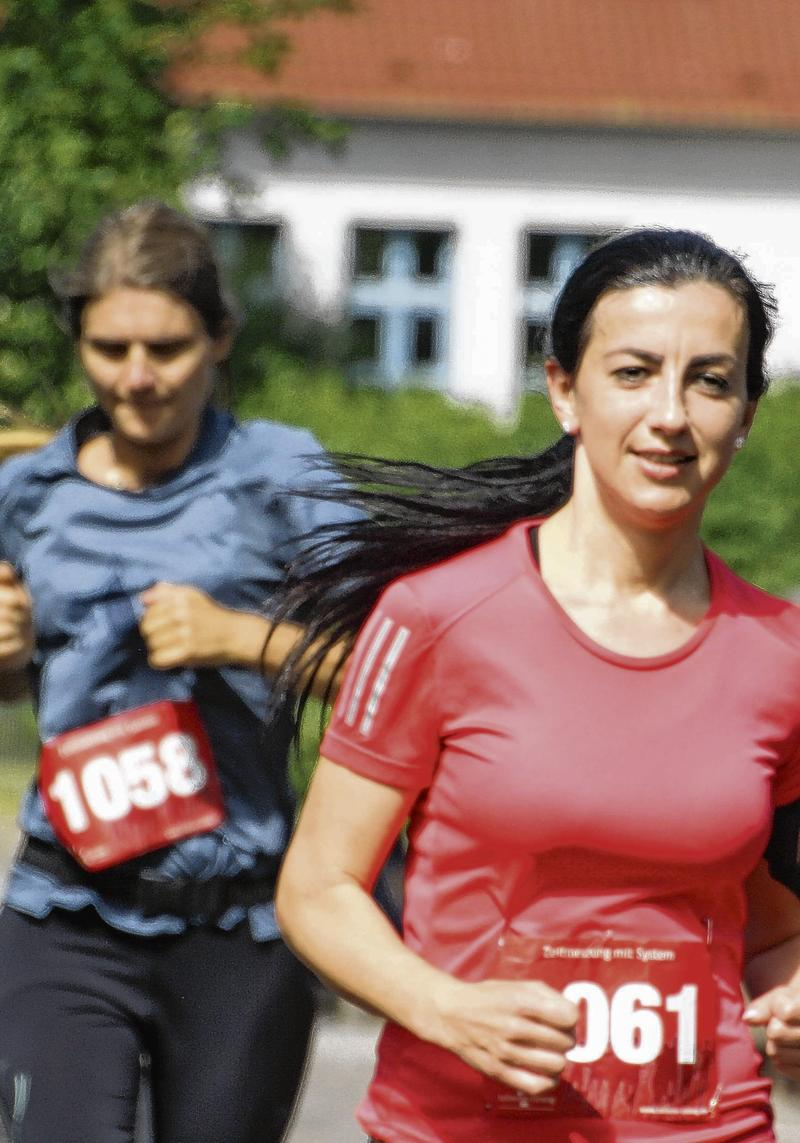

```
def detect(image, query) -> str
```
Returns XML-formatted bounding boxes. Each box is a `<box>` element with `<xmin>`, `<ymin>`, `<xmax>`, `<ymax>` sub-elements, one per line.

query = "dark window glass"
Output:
<box><xmin>208</xmin><ymin>222</ymin><xmax>278</xmax><ymax>282</ymax></box>
<box><xmin>525</xmin><ymin>321</ymin><xmax>548</xmax><ymax>364</ymax></box>
<box><xmin>523</xmin><ymin>320</ymin><xmax>549</xmax><ymax>392</ymax></box>
<box><xmin>413</xmin><ymin>232</ymin><xmax>446</xmax><ymax>279</ymax></box>
<box><xmin>525</xmin><ymin>231</ymin><xmax>617</xmax><ymax>285</ymax></box>
<box><xmin>411</xmin><ymin>317</ymin><xmax>436</xmax><ymax>366</ymax></box>
<box><xmin>526</xmin><ymin>234</ymin><xmax>559</xmax><ymax>282</ymax></box>
<box><xmin>354</xmin><ymin>230</ymin><xmax>386</xmax><ymax>278</ymax></box>
<box><xmin>350</xmin><ymin>316</ymin><xmax>380</xmax><ymax>362</ymax></box>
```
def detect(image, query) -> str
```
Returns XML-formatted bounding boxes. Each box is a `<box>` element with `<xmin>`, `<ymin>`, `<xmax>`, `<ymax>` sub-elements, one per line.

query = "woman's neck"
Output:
<box><xmin>77</xmin><ymin>428</ymin><xmax>197</xmax><ymax>492</ymax></box>
<box><xmin>536</xmin><ymin>488</ymin><xmax>712</xmax><ymax>657</ymax></box>
<box><xmin>541</xmin><ymin>497</ymin><xmax>707</xmax><ymax>603</ymax></box>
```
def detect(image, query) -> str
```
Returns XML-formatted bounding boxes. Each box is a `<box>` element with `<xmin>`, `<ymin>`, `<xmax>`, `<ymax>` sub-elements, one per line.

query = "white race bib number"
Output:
<box><xmin>40</xmin><ymin>700</ymin><xmax>225</xmax><ymax>870</ymax></box>
<box><xmin>484</xmin><ymin>933</ymin><xmax>719</xmax><ymax>1122</ymax></box>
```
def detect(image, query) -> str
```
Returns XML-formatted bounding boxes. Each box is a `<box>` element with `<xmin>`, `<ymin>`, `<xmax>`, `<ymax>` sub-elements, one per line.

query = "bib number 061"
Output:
<box><xmin>565</xmin><ymin>981</ymin><xmax>698</xmax><ymax>1067</ymax></box>
<box><xmin>47</xmin><ymin>733</ymin><xmax>208</xmax><ymax>832</ymax></box>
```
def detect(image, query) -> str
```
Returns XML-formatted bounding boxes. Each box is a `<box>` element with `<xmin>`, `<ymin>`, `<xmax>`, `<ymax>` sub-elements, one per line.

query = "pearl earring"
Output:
<box><xmin>735</xmin><ymin>434</ymin><xmax>747</xmax><ymax>450</ymax></box>
<box><xmin>561</xmin><ymin>420</ymin><xmax>574</xmax><ymax>435</ymax></box>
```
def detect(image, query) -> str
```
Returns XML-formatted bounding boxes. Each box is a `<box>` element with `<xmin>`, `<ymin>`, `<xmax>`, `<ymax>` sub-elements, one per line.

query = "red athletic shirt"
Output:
<box><xmin>321</xmin><ymin>519</ymin><xmax>800</xmax><ymax>1143</ymax></box>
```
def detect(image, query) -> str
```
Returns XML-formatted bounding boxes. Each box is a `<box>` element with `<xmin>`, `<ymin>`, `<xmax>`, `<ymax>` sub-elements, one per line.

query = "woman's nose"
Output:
<box><xmin>123</xmin><ymin>346</ymin><xmax>157</xmax><ymax>389</ymax></box>
<box><xmin>647</xmin><ymin>377</ymin><xmax>688</xmax><ymax>433</ymax></box>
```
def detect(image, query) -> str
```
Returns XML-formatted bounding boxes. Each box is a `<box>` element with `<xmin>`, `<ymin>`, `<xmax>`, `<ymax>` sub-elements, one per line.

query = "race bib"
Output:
<box><xmin>484</xmin><ymin>931</ymin><xmax>720</xmax><ymax>1122</ymax></box>
<box><xmin>39</xmin><ymin>700</ymin><xmax>225</xmax><ymax>871</ymax></box>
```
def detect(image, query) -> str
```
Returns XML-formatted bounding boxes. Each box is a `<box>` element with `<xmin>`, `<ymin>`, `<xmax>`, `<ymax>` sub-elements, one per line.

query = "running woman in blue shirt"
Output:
<box><xmin>0</xmin><ymin>201</ymin><xmax>348</xmax><ymax>1143</ymax></box>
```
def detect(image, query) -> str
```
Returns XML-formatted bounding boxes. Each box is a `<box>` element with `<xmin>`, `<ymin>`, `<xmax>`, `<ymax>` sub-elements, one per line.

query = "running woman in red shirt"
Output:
<box><xmin>274</xmin><ymin>228</ymin><xmax>800</xmax><ymax>1143</ymax></box>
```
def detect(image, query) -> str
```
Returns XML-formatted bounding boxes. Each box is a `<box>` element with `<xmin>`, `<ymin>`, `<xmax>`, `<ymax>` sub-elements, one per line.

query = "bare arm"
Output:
<box><xmin>138</xmin><ymin>583</ymin><xmax>346</xmax><ymax>700</ymax></box>
<box><xmin>276</xmin><ymin>755</ymin><xmax>578</xmax><ymax>1095</ymax></box>
<box><xmin>742</xmin><ymin>859</ymin><xmax>800</xmax><ymax>1079</ymax></box>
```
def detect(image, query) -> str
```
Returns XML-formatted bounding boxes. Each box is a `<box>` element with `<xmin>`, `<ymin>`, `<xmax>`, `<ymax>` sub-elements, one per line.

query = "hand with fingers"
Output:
<box><xmin>139</xmin><ymin>582</ymin><xmax>242</xmax><ymax>671</ymax></box>
<box><xmin>0</xmin><ymin>561</ymin><xmax>34</xmax><ymax>671</ymax></box>
<box><xmin>431</xmin><ymin>976</ymin><xmax>579</xmax><ymax>1094</ymax></box>
<box><xmin>744</xmin><ymin>986</ymin><xmax>800</xmax><ymax>1081</ymax></box>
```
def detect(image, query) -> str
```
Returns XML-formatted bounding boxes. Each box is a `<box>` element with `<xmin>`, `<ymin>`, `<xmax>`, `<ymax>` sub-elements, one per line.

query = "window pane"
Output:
<box><xmin>525</xmin><ymin>321</ymin><xmax>548</xmax><ymax>362</ymax></box>
<box><xmin>350</xmin><ymin>316</ymin><xmax>380</xmax><ymax>363</ymax></box>
<box><xmin>523</xmin><ymin>320</ymin><xmax>548</xmax><ymax>392</ymax></box>
<box><xmin>525</xmin><ymin>231</ymin><xmax>616</xmax><ymax>285</ymax></box>
<box><xmin>526</xmin><ymin>234</ymin><xmax>559</xmax><ymax>282</ymax></box>
<box><xmin>411</xmin><ymin>317</ymin><xmax>436</xmax><ymax>366</ymax></box>
<box><xmin>207</xmin><ymin>221</ymin><xmax>279</xmax><ymax>301</ymax></box>
<box><xmin>354</xmin><ymin>230</ymin><xmax>386</xmax><ymax>278</ymax></box>
<box><xmin>240</xmin><ymin>225</ymin><xmax>278</xmax><ymax>281</ymax></box>
<box><xmin>413</xmin><ymin>232</ymin><xmax>447</xmax><ymax>280</ymax></box>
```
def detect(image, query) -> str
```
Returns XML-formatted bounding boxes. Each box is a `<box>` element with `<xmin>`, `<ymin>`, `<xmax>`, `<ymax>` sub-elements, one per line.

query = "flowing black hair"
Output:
<box><xmin>269</xmin><ymin>437</ymin><xmax>574</xmax><ymax>713</ymax></box>
<box><xmin>268</xmin><ymin>227</ymin><xmax>777</xmax><ymax>716</ymax></box>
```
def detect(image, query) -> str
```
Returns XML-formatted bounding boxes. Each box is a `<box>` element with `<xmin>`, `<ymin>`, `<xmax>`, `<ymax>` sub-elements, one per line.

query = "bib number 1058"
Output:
<box><xmin>47</xmin><ymin>732</ymin><xmax>207</xmax><ymax>832</ymax></box>
<box><xmin>39</xmin><ymin>699</ymin><xmax>225</xmax><ymax>871</ymax></box>
<box><xmin>566</xmin><ymin>981</ymin><xmax>698</xmax><ymax>1066</ymax></box>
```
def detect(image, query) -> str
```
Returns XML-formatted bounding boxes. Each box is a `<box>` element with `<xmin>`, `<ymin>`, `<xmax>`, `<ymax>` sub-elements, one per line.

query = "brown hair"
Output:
<box><xmin>51</xmin><ymin>201</ymin><xmax>238</xmax><ymax>340</ymax></box>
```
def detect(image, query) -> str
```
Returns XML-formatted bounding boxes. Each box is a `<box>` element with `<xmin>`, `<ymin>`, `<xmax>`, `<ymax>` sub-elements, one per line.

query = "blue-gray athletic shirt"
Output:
<box><xmin>0</xmin><ymin>405</ymin><xmax>349</xmax><ymax>939</ymax></box>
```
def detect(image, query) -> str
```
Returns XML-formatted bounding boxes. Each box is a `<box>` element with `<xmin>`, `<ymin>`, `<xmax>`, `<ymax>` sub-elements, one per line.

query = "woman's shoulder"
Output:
<box><xmin>382</xmin><ymin>519</ymin><xmax>534</xmax><ymax>634</ymax></box>
<box><xmin>230</xmin><ymin>417</ymin><xmax>322</xmax><ymax>460</ymax></box>
<box><xmin>0</xmin><ymin>421</ymin><xmax>74</xmax><ymax>498</ymax></box>
<box><xmin>220</xmin><ymin>416</ymin><xmax>326</xmax><ymax>484</ymax></box>
<box><xmin>707</xmin><ymin>548</ymin><xmax>800</xmax><ymax>647</ymax></box>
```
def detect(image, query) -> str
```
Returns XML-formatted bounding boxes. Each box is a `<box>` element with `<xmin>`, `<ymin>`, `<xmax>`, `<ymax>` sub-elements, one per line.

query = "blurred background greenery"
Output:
<box><xmin>1</xmin><ymin>374</ymin><xmax>798</xmax><ymax>820</ymax></box>
<box><xmin>2</xmin><ymin>0</ymin><xmax>799</xmax><ymax>826</ymax></box>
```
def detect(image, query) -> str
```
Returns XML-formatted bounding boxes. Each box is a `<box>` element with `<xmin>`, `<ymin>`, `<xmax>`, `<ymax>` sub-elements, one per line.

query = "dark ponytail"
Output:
<box><xmin>269</xmin><ymin>437</ymin><xmax>574</xmax><ymax>711</ymax></box>
<box><xmin>269</xmin><ymin>227</ymin><xmax>775</xmax><ymax>713</ymax></box>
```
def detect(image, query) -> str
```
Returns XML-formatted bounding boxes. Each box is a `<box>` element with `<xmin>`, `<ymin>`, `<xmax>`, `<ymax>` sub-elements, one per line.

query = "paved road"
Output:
<box><xmin>287</xmin><ymin>1007</ymin><xmax>378</xmax><ymax>1143</ymax></box>
<box><xmin>2</xmin><ymin>820</ymin><xmax>800</xmax><ymax>1141</ymax></box>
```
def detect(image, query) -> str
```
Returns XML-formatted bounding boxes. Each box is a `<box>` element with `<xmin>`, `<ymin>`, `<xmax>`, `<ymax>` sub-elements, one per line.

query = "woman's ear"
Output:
<box><xmin>741</xmin><ymin>399</ymin><xmax>758</xmax><ymax>437</ymax></box>
<box><xmin>211</xmin><ymin>318</ymin><xmax>236</xmax><ymax>365</ymax></box>
<box><xmin>545</xmin><ymin>357</ymin><xmax>578</xmax><ymax>436</ymax></box>
<box><xmin>734</xmin><ymin>400</ymin><xmax>759</xmax><ymax>450</ymax></box>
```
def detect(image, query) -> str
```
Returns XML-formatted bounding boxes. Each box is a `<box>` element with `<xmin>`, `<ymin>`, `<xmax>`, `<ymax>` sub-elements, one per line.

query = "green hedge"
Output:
<box><xmin>239</xmin><ymin>360</ymin><xmax>800</xmax><ymax>597</ymax></box>
<box><xmin>2</xmin><ymin>374</ymin><xmax>798</xmax><ymax>808</ymax></box>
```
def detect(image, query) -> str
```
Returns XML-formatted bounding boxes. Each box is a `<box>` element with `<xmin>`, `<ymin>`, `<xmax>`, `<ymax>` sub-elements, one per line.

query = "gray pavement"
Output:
<box><xmin>288</xmin><ymin>1006</ymin><xmax>379</xmax><ymax>1143</ymax></box>
<box><xmin>2</xmin><ymin>820</ymin><xmax>800</xmax><ymax>1141</ymax></box>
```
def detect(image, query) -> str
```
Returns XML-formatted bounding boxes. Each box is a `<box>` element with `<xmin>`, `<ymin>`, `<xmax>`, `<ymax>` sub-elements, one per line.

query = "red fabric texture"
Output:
<box><xmin>322</xmin><ymin>519</ymin><xmax>800</xmax><ymax>1142</ymax></box>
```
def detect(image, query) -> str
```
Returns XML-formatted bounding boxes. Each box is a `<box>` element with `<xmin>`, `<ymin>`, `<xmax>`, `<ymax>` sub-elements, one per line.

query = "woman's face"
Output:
<box><xmin>79</xmin><ymin>286</ymin><xmax>230</xmax><ymax>454</ymax></box>
<box><xmin>546</xmin><ymin>280</ymin><xmax>756</xmax><ymax>530</ymax></box>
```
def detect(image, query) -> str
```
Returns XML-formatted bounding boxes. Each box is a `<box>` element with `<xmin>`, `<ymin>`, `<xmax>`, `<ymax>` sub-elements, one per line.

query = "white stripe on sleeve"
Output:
<box><xmin>344</xmin><ymin>615</ymin><xmax>395</xmax><ymax>727</ymax></box>
<box><xmin>359</xmin><ymin>626</ymin><xmax>411</xmax><ymax>737</ymax></box>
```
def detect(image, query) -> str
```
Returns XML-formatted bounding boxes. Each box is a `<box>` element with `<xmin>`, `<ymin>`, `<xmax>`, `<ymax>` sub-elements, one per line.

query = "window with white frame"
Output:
<box><xmin>348</xmin><ymin>227</ymin><xmax>453</xmax><ymax>386</ymax></box>
<box><xmin>521</xmin><ymin>230</ymin><xmax>613</xmax><ymax>391</ymax></box>
<box><xmin>205</xmin><ymin>220</ymin><xmax>283</xmax><ymax>306</ymax></box>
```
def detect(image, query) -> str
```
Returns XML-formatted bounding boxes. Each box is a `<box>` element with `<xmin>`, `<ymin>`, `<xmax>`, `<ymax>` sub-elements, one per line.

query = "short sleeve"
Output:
<box><xmin>321</xmin><ymin>579</ymin><xmax>441</xmax><ymax>791</ymax></box>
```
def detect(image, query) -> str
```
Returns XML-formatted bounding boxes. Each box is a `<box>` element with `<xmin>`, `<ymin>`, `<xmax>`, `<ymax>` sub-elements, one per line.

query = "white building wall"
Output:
<box><xmin>191</xmin><ymin>120</ymin><xmax>800</xmax><ymax>414</ymax></box>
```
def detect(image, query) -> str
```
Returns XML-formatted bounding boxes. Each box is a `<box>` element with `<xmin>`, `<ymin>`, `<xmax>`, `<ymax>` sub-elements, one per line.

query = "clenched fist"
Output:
<box><xmin>139</xmin><ymin>582</ymin><xmax>268</xmax><ymax>671</ymax></box>
<box><xmin>745</xmin><ymin>985</ymin><xmax>800</xmax><ymax>1081</ymax></box>
<box><xmin>0</xmin><ymin>561</ymin><xmax>34</xmax><ymax>672</ymax></box>
<box><xmin>429</xmin><ymin>975</ymin><xmax>579</xmax><ymax>1096</ymax></box>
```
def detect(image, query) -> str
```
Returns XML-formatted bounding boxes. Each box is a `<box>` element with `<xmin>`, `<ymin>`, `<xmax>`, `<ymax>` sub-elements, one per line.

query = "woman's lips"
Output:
<box><xmin>634</xmin><ymin>450</ymin><xmax>696</xmax><ymax>479</ymax></box>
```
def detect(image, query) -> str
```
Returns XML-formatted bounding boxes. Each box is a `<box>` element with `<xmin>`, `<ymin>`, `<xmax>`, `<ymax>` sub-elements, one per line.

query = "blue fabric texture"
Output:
<box><xmin>0</xmin><ymin>405</ymin><xmax>349</xmax><ymax>938</ymax></box>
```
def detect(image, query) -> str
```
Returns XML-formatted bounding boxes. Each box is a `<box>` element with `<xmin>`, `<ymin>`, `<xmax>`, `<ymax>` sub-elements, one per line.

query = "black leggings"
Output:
<box><xmin>0</xmin><ymin>906</ymin><xmax>314</xmax><ymax>1143</ymax></box>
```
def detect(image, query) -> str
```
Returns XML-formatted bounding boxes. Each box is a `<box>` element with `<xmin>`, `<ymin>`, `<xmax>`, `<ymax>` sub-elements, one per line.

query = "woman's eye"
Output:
<box><xmin>148</xmin><ymin>340</ymin><xmax>192</xmax><ymax>360</ymax></box>
<box><xmin>615</xmin><ymin>366</ymin><xmax>647</xmax><ymax>383</ymax></box>
<box><xmin>695</xmin><ymin>373</ymin><xmax>730</xmax><ymax>392</ymax></box>
<box><xmin>88</xmin><ymin>340</ymin><xmax>128</xmax><ymax>360</ymax></box>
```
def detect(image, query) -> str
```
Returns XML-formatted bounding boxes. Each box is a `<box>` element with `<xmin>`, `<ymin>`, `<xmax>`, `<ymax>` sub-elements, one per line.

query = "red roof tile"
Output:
<box><xmin>166</xmin><ymin>0</ymin><xmax>800</xmax><ymax>132</ymax></box>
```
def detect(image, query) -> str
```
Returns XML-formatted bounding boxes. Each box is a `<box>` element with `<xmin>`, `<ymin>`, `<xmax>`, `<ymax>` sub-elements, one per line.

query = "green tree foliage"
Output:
<box><xmin>0</xmin><ymin>0</ymin><xmax>350</xmax><ymax>423</ymax></box>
